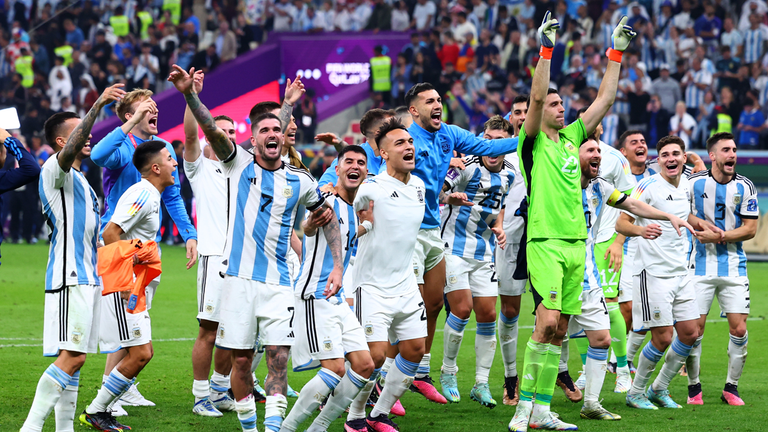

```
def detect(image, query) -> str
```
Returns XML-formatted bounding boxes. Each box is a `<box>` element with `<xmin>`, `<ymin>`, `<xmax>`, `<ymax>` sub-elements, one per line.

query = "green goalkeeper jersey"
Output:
<box><xmin>519</xmin><ymin>118</ymin><xmax>588</xmax><ymax>241</ymax></box>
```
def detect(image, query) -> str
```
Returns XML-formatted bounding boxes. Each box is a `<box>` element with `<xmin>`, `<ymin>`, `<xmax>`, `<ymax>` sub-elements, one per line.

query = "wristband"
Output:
<box><xmin>361</xmin><ymin>220</ymin><xmax>373</xmax><ymax>233</ymax></box>
<box><xmin>539</xmin><ymin>46</ymin><xmax>553</xmax><ymax>60</ymax></box>
<box><xmin>606</xmin><ymin>48</ymin><xmax>623</xmax><ymax>63</ymax></box>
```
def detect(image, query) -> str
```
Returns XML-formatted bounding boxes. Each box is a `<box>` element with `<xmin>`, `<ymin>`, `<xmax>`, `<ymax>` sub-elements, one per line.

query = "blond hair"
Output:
<box><xmin>116</xmin><ymin>89</ymin><xmax>154</xmax><ymax>123</ymax></box>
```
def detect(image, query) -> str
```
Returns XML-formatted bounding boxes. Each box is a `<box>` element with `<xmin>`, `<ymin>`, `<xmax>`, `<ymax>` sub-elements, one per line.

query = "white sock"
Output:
<box><xmin>347</xmin><ymin>368</ymin><xmax>379</xmax><ymax>421</ymax></box>
<box><xmin>653</xmin><ymin>338</ymin><xmax>691</xmax><ymax>392</ymax></box>
<box><xmin>264</xmin><ymin>394</ymin><xmax>287</xmax><ymax>431</ymax></box>
<box><xmin>629</xmin><ymin>342</ymin><xmax>663</xmax><ymax>395</ymax></box>
<box><xmin>281</xmin><ymin>369</ymin><xmax>340</xmax><ymax>432</ymax></box>
<box><xmin>193</xmin><ymin>379</ymin><xmax>210</xmax><ymax>402</ymax></box>
<box><xmin>626</xmin><ymin>331</ymin><xmax>646</xmax><ymax>364</ymax></box>
<box><xmin>210</xmin><ymin>371</ymin><xmax>230</xmax><ymax>398</ymax></box>
<box><xmin>559</xmin><ymin>338</ymin><xmax>570</xmax><ymax>373</ymax></box>
<box><xmin>609</xmin><ymin>350</ymin><xmax>617</xmax><ymax>364</ymax></box>
<box><xmin>686</xmin><ymin>336</ymin><xmax>703</xmax><ymax>386</ymax></box>
<box><xmin>498</xmin><ymin>312</ymin><xmax>519</xmax><ymax>378</ymax></box>
<box><xmin>308</xmin><ymin>368</ymin><xmax>369</xmax><ymax>432</ymax></box>
<box><xmin>380</xmin><ymin>357</ymin><xmax>394</xmax><ymax>385</ymax></box>
<box><xmin>102</xmin><ymin>374</ymin><xmax>109</xmax><ymax>385</ymax></box>
<box><xmin>415</xmin><ymin>353</ymin><xmax>431</xmax><ymax>379</ymax></box>
<box><xmin>54</xmin><ymin>371</ymin><xmax>79</xmax><ymax>432</ymax></box>
<box><xmin>584</xmin><ymin>347</ymin><xmax>608</xmax><ymax>404</ymax></box>
<box><xmin>475</xmin><ymin>321</ymin><xmax>497</xmax><ymax>384</ymax></box>
<box><xmin>235</xmin><ymin>394</ymin><xmax>257</xmax><ymax>432</ymax></box>
<box><xmin>727</xmin><ymin>331</ymin><xmax>748</xmax><ymax>385</ymax></box>
<box><xmin>442</xmin><ymin>313</ymin><xmax>469</xmax><ymax>375</ymax></box>
<box><xmin>86</xmin><ymin>368</ymin><xmax>131</xmax><ymax>414</ymax></box>
<box><xmin>371</xmin><ymin>355</ymin><xmax>418</xmax><ymax>418</ymax></box>
<box><xmin>21</xmin><ymin>364</ymin><xmax>70</xmax><ymax>432</ymax></box>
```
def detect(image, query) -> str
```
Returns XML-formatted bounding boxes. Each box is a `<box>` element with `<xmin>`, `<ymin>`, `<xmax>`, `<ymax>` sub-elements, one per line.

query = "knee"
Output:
<box><xmin>654</xmin><ymin>333</ymin><xmax>673</xmax><ymax>349</ymax></box>
<box><xmin>232</xmin><ymin>353</ymin><xmax>252</xmax><ymax>372</ymax></box>
<box><xmin>353</xmin><ymin>356</ymin><xmax>376</xmax><ymax>378</ymax></box>
<box><xmin>328</xmin><ymin>362</ymin><xmax>347</xmax><ymax>378</ymax></box>
<box><xmin>450</xmin><ymin>303</ymin><xmax>472</xmax><ymax>320</ymax></box>
<box><xmin>134</xmin><ymin>345</ymin><xmax>154</xmax><ymax>365</ymax></box>
<box><xmin>593</xmin><ymin>334</ymin><xmax>612</xmax><ymax>349</ymax></box>
<box><xmin>730</xmin><ymin>324</ymin><xmax>747</xmax><ymax>338</ymax></box>
<box><xmin>425</xmin><ymin>296</ymin><xmax>443</xmax><ymax>314</ymax></box>
<box><xmin>500</xmin><ymin>302</ymin><xmax>520</xmax><ymax>319</ymax></box>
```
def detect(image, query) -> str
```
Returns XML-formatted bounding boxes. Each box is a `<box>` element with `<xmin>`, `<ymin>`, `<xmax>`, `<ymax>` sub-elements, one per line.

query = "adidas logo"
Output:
<box><xmin>391</xmin><ymin>191</ymin><xmax>399</xmax><ymax>198</ymax></box>
<box><xmin>523</xmin><ymin>374</ymin><xmax>534</xmax><ymax>381</ymax></box>
<box><xmin>70</xmin><ymin>271</ymin><xmax>77</xmax><ymax>277</ymax></box>
<box><xmin>216</xmin><ymin>168</ymin><xmax>222</xmax><ymax>174</ymax></box>
<box><xmin>666</xmin><ymin>195</ymin><xmax>674</xmax><ymax>201</ymax></box>
<box><xmin>700</xmin><ymin>193</ymin><xmax>708</xmax><ymax>199</ymax></box>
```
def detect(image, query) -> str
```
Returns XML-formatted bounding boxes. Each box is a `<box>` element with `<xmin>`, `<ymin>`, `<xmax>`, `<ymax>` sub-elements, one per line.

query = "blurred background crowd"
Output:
<box><xmin>2</xmin><ymin>0</ymin><xmax>768</xmax><ymax>245</ymax></box>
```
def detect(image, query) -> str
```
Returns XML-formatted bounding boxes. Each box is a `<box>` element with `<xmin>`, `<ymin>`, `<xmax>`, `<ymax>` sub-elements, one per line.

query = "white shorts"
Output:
<box><xmin>618</xmin><ymin>260</ymin><xmax>633</xmax><ymax>303</ymax></box>
<box><xmin>356</xmin><ymin>288</ymin><xmax>428</xmax><ymax>344</ymax></box>
<box><xmin>292</xmin><ymin>297</ymin><xmax>369</xmax><ymax>372</ymax></box>
<box><xmin>445</xmin><ymin>255</ymin><xmax>498</xmax><ymax>297</ymax></box>
<box><xmin>43</xmin><ymin>285</ymin><xmax>102</xmax><ymax>357</ymax></box>
<box><xmin>99</xmin><ymin>292</ymin><xmax>153</xmax><ymax>352</ymax></box>
<box><xmin>197</xmin><ymin>255</ymin><xmax>226</xmax><ymax>322</ymax></box>
<box><xmin>692</xmin><ymin>275</ymin><xmax>750</xmax><ymax>315</ymax></box>
<box><xmin>496</xmin><ymin>242</ymin><xmax>528</xmax><ymax>296</ymax></box>
<box><xmin>413</xmin><ymin>228</ymin><xmax>445</xmax><ymax>284</ymax></box>
<box><xmin>568</xmin><ymin>287</ymin><xmax>610</xmax><ymax>338</ymax></box>
<box><xmin>216</xmin><ymin>276</ymin><xmax>295</xmax><ymax>350</ymax></box>
<box><xmin>632</xmin><ymin>271</ymin><xmax>699</xmax><ymax>331</ymax></box>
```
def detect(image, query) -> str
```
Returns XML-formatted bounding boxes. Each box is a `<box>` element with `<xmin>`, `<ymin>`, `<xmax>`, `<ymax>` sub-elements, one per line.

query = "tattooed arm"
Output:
<box><xmin>318</xmin><ymin>201</ymin><xmax>344</xmax><ymax>299</ymax></box>
<box><xmin>279</xmin><ymin>76</ymin><xmax>305</xmax><ymax>132</ymax></box>
<box><xmin>168</xmin><ymin>65</ymin><xmax>233</xmax><ymax>161</ymax></box>
<box><xmin>59</xmin><ymin>84</ymin><xmax>126</xmax><ymax>171</ymax></box>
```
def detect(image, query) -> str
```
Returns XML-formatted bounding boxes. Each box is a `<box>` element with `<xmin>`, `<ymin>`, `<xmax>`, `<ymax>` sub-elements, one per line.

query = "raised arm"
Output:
<box><xmin>318</xmin><ymin>203</ymin><xmax>344</xmax><ymax>298</ymax></box>
<box><xmin>581</xmin><ymin>16</ymin><xmax>636</xmax><ymax>135</ymax></box>
<box><xmin>60</xmin><ymin>84</ymin><xmax>126</xmax><ymax>171</ymax></box>
<box><xmin>168</xmin><ymin>65</ymin><xmax>233</xmax><ymax>161</ymax></box>
<box><xmin>525</xmin><ymin>11</ymin><xmax>559</xmax><ymax>139</ymax></box>
<box><xmin>183</xmin><ymin>70</ymin><xmax>205</xmax><ymax>163</ymax></box>
<box><xmin>280</xmin><ymin>76</ymin><xmax>305</xmax><ymax>133</ymax></box>
<box><xmin>0</xmin><ymin>131</ymin><xmax>40</xmax><ymax>194</ymax></box>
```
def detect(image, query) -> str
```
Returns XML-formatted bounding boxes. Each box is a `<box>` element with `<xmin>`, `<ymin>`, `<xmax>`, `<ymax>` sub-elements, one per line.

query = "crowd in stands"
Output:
<box><xmin>3</xmin><ymin>0</ymin><xmax>768</xmax><ymax>245</ymax></box>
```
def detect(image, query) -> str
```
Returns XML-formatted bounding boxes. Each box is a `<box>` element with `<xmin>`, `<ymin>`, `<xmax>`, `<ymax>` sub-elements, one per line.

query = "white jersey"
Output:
<box><xmin>185</xmin><ymin>154</ymin><xmax>227</xmax><ymax>256</ymax></box>
<box><xmin>594</xmin><ymin>142</ymin><xmax>634</xmax><ymax>243</ymax></box>
<box><xmin>294</xmin><ymin>192</ymin><xmax>357</xmax><ymax>300</ymax></box>
<box><xmin>221</xmin><ymin>147</ymin><xmax>324</xmax><ymax>286</ymax></box>
<box><xmin>501</xmin><ymin>153</ymin><xmax>527</xmax><ymax>244</ymax></box>
<box><xmin>441</xmin><ymin>157</ymin><xmax>513</xmax><ymax>262</ymax></box>
<box><xmin>353</xmin><ymin>172</ymin><xmax>425</xmax><ymax>298</ymax></box>
<box><xmin>39</xmin><ymin>155</ymin><xmax>101</xmax><ymax>292</ymax></box>
<box><xmin>688</xmin><ymin>171</ymin><xmax>759</xmax><ymax>277</ymax></box>
<box><xmin>583</xmin><ymin>177</ymin><xmax>627</xmax><ymax>291</ymax></box>
<box><xmin>110</xmin><ymin>179</ymin><xmax>162</xmax><ymax>242</ymax></box>
<box><xmin>629</xmin><ymin>174</ymin><xmax>692</xmax><ymax>277</ymax></box>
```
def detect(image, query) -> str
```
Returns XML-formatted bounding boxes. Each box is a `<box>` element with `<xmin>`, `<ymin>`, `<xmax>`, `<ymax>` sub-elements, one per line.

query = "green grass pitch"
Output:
<box><xmin>1</xmin><ymin>243</ymin><xmax>766</xmax><ymax>431</ymax></box>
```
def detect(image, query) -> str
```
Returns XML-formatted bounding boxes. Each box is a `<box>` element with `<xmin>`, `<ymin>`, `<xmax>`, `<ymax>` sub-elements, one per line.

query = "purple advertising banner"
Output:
<box><xmin>277</xmin><ymin>32</ymin><xmax>411</xmax><ymax>121</ymax></box>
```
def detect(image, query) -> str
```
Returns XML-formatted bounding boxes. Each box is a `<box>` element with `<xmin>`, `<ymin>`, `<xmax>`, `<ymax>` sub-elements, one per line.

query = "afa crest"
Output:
<box><xmin>283</xmin><ymin>187</ymin><xmax>294</xmax><ymax>198</ymax></box>
<box><xmin>323</xmin><ymin>339</ymin><xmax>333</xmax><ymax>351</ymax></box>
<box><xmin>365</xmin><ymin>324</ymin><xmax>374</xmax><ymax>336</ymax></box>
<box><xmin>733</xmin><ymin>193</ymin><xmax>742</xmax><ymax>205</ymax></box>
<box><xmin>549</xmin><ymin>291</ymin><xmax>557</xmax><ymax>302</ymax></box>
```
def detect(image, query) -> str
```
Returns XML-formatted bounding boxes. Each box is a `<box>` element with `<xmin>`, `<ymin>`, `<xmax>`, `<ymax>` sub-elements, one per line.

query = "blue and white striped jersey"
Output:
<box><xmin>689</xmin><ymin>171</ymin><xmax>759</xmax><ymax>277</ymax></box>
<box><xmin>743</xmin><ymin>27</ymin><xmax>766</xmax><ymax>65</ymax></box>
<box><xmin>601</xmin><ymin>114</ymin><xmax>620</xmax><ymax>148</ymax></box>
<box><xmin>583</xmin><ymin>177</ymin><xmax>627</xmax><ymax>291</ymax></box>
<box><xmin>39</xmin><ymin>155</ymin><xmax>100</xmax><ymax>292</ymax></box>
<box><xmin>595</xmin><ymin>142</ymin><xmax>634</xmax><ymax>243</ymax></box>
<box><xmin>501</xmin><ymin>153</ymin><xmax>527</xmax><ymax>244</ymax></box>
<box><xmin>441</xmin><ymin>157</ymin><xmax>513</xmax><ymax>262</ymax></box>
<box><xmin>294</xmin><ymin>193</ymin><xmax>357</xmax><ymax>300</ymax></box>
<box><xmin>221</xmin><ymin>148</ymin><xmax>325</xmax><ymax>286</ymax></box>
<box><xmin>683</xmin><ymin>69</ymin><xmax>713</xmax><ymax>109</ymax></box>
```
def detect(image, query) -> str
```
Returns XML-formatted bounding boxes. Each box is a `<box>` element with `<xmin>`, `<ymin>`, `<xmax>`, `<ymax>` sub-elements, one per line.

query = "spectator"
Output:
<box><xmin>365</xmin><ymin>0</ymin><xmax>392</xmax><ymax>32</ymax></box>
<box><xmin>391</xmin><ymin>53</ymin><xmax>412</xmax><ymax>106</ymax></box>
<box><xmin>670</xmin><ymin>100</ymin><xmax>697</xmax><ymax>148</ymax></box>
<box><xmin>333</xmin><ymin>1</ymin><xmax>352</xmax><ymax>32</ymax></box>
<box><xmin>78</xmin><ymin>74</ymin><xmax>99</xmax><ymax>117</ymax></box>
<box><xmin>391</xmin><ymin>1</ymin><xmax>410</xmax><ymax>32</ymax></box>
<box><xmin>743</xmin><ymin>13</ymin><xmax>768</xmax><ymax>65</ymax></box>
<box><xmin>296</xmin><ymin>91</ymin><xmax>317</xmax><ymax>145</ymax></box>
<box><xmin>456</xmin><ymin>32</ymin><xmax>475</xmax><ymax>73</ymax></box>
<box><xmin>409</xmin><ymin>51</ymin><xmax>438</xmax><ymax>85</ymax></box>
<box><xmin>650</xmin><ymin>63</ymin><xmax>682</xmax><ymax>113</ymax></box>
<box><xmin>215</xmin><ymin>15</ymin><xmax>237</xmax><ymax>62</ymax></box>
<box><xmin>694</xmin><ymin>2</ymin><xmax>722</xmax><ymax>48</ymax></box>
<box><xmin>310</xmin><ymin>147</ymin><xmax>337</xmax><ymax>179</ymax></box>
<box><xmin>48</xmin><ymin>59</ymin><xmax>72</xmax><ymax>112</ymax></box>
<box><xmin>351</xmin><ymin>0</ymin><xmax>372</xmax><ymax>32</ymax></box>
<box><xmin>182</xmin><ymin>7</ymin><xmax>200</xmax><ymax>34</ymax></box>
<box><xmin>63</xmin><ymin>19</ymin><xmax>85</xmax><ymax>50</ymax></box>
<box><xmin>176</xmin><ymin>41</ymin><xmax>197</xmax><ymax>72</ymax></box>
<box><xmin>451</xmin><ymin>11</ymin><xmax>477</xmax><ymax>45</ymax></box>
<box><xmin>436</xmin><ymin>61</ymin><xmax>462</xmax><ymax>97</ymax></box>
<box><xmin>412</xmin><ymin>0</ymin><xmax>436</xmax><ymax>31</ymax></box>
<box><xmin>110</xmin><ymin>6</ymin><xmax>131</xmax><ymax>38</ymax></box>
<box><xmin>475</xmin><ymin>29</ymin><xmax>499</xmax><ymax>69</ymax></box>
<box><xmin>737</xmin><ymin>98</ymin><xmax>766</xmax><ymax>146</ymax></box>
<box><xmin>191</xmin><ymin>44</ymin><xmax>220</xmax><ymax>73</ymax></box>
<box><xmin>138</xmin><ymin>42</ymin><xmax>160</xmax><ymax>86</ymax></box>
<box><xmin>715</xmin><ymin>45</ymin><xmax>740</xmax><ymax>91</ymax></box>
<box><xmin>91</xmin><ymin>30</ymin><xmax>112</xmax><ymax>72</ymax></box>
<box><xmin>273</xmin><ymin>0</ymin><xmax>297</xmax><ymax>32</ymax></box>
<box><xmin>673</xmin><ymin>0</ymin><xmax>694</xmax><ymax>30</ymax></box>
<box><xmin>721</xmin><ymin>17</ymin><xmax>744</xmax><ymax>60</ymax></box>
<box><xmin>682</xmin><ymin>57</ymin><xmax>713</xmax><ymax>117</ymax></box>
<box><xmin>437</xmin><ymin>31</ymin><xmax>459</xmax><ymax>69</ymax></box>
<box><xmin>694</xmin><ymin>90</ymin><xmax>716</xmax><ymax>146</ymax></box>
<box><xmin>750</xmin><ymin>62</ymin><xmax>768</xmax><ymax>112</ymax></box>
<box><xmin>647</xmin><ymin>93</ymin><xmax>672</xmax><ymax>145</ymax></box>
<box><xmin>234</xmin><ymin>14</ymin><xmax>257</xmax><ymax>54</ymax></box>
<box><xmin>627</xmin><ymin>78</ymin><xmax>651</xmax><ymax>132</ymax></box>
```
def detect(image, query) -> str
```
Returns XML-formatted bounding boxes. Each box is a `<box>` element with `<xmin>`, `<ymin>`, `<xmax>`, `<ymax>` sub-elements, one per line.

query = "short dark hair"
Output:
<box><xmin>338</xmin><ymin>144</ymin><xmax>368</xmax><ymax>162</ymax></box>
<box><xmin>251</xmin><ymin>113</ymin><xmax>281</xmax><ymax>132</ymax></box>
<box><xmin>375</xmin><ymin>117</ymin><xmax>408</xmax><ymax>147</ymax></box>
<box><xmin>577</xmin><ymin>106</ymin><xmax>588</xmax><ymax>117</ymax></box>
<box><xmin>214</xmin><ymin>114</ymin><xmax>235</xmax><ymax>125</ymax></box>
<box><xmin>360</xmin><ymin>108</ymin><xmax>394</xmax><ymax>137</ymax></box>
<box><xmin>580</xmin><ymin>134</ymin><xmax>600</xmax><ymax>147</ymax></box>
<box><xmin>404</xmin><ymin>82</ymin><xmax>436</xmax><ymax>107</ymax></box>
<box><xmin>617</xmin><ymin>130</ymin><xmax>645</xmax><ymax>149</ymax></box>
<box><xmin>512</xmin><ymin>94</ymin><xmax>529</xmax><ymax>106</ymax></box>
<box><xmin>526</xmin><ymin>88</ymin><xmax>558</xmax><ymax>108</ymax></box>
<box><xmin>44</xmin><ymin>111</ymin><xmax>80</xmax><ymax>149</ymax></box>
<box><xmin>249</xmin><ymin>101</ymin><xmax>280</xmax><ymax>124</ymax></box>
<box><xmin>133</xmin><ymin>140</ymin><xmax>167</xmax><ymax>173</ymax></box>
<box><xmin>656</xmin><ymin>135</ymin><xmax>685</xmax><ymax>153</ymax></box>
<box><xmin>706</xmin><ymin>132</ymin><xmax>735</xmax><ymax>153</ymax></box>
